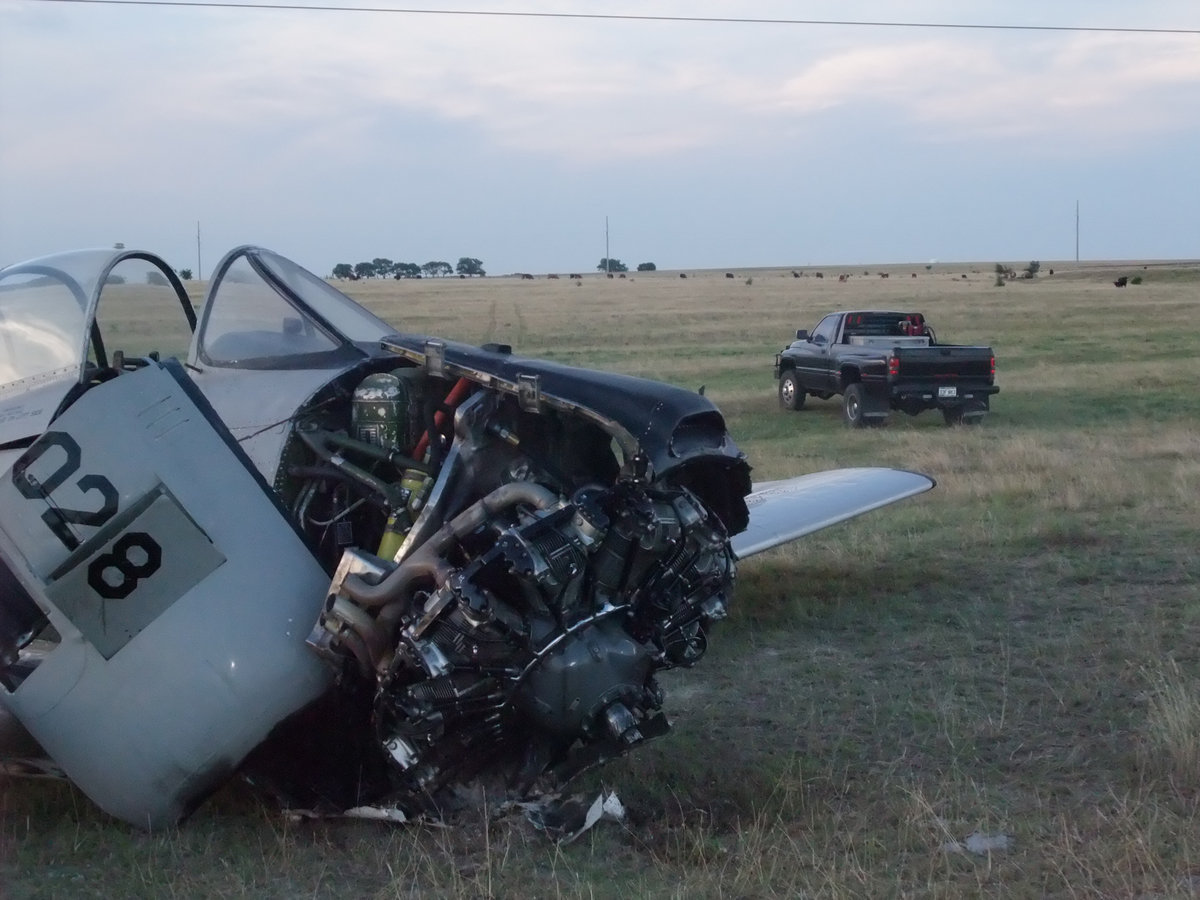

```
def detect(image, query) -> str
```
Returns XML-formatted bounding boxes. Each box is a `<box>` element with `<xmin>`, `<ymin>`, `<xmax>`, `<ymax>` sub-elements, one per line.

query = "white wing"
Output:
<box><xmin>731</xmin><ymin>467</ymin><xmax>935</xmax><ymax>559</ymax></box>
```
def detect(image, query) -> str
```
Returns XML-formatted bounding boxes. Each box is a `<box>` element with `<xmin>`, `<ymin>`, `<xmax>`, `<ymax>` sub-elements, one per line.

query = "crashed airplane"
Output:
<box><xmin>0</xmin><ymin>245</ymin><xmax>933</xmax><ymax>828</ymax></box>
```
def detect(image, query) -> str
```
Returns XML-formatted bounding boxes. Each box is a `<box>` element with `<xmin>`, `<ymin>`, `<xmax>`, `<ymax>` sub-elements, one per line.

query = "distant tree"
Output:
<box><xmin>422</xmin><ymin>261</ymin><xmax>453</xmax><ymax>278</ymax></box>
<box><xmin>597</xmin><ymin>258</ymin><xmax>628</xmax><ymax>273</ymax></box>
<box><xmin>636</xmin><ymin>262</ymin><xmax>656</xmax><ymax>272</ymax></box>
<box><xmin>332</xmin><ymin>263</ymin><xmax>354</xmax><ymax>280</ymax></box>
<box><xmin>393</xmin><ymin>262</ymin><xmax>422</xmax><ymax>279</ymax></box>
<box><xmin>354</xmin><ymin>261</ymin><xmax>377</xmax><ymax>280</ymax></box>
<box><xmin>372</xmin><ymin>258</ymin><xmax>394</xmax><ymax>278</ymax></box>
<box><xmin>178</xmin><ymin>268</ymin><xmax>193</xmax><ymax>280</ymax></box>
<box><xmin>1022</xmin><ymin>260</ymin><xmax>1041</xmax><ymax>279</ymax></box>
<box><xmin>146</xmin><ymin>271</ymin><xmax>169</xmax><ymax>286</ymax></box>
<box><xmin>456</xmin><ymin>257</ymin><xmax>486</xmax><ymax>277</ymax></box>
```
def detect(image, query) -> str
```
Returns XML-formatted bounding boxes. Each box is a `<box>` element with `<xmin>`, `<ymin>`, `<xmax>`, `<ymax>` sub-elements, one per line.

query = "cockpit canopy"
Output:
<box><xmin>193</xmin><ymin>247</ymin><xmax>394</xmax><ymax>369</ymax></box>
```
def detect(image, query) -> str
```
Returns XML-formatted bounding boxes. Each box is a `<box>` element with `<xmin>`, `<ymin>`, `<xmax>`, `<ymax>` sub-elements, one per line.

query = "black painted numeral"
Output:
<box><xmin>87</xmin><ymin>532</ymin><xmax>162</xmax><ymax>600</ymax></box>
<box><xmin>12</xmin><ymin>431</ymin><xmax>120</xmax><ymax>551</ymax></box>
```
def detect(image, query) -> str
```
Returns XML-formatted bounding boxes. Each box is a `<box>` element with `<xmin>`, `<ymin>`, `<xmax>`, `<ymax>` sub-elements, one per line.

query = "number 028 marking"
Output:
<box><xmin>12</xmin><ymin>430</ymin><xmax>163</xmax><ymax>598</ymax></box>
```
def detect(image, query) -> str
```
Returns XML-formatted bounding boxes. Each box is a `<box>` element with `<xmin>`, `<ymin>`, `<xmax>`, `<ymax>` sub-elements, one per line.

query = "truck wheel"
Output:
<box><xmin>843</xmin><ymin>383</ymin><xmax>866</xmax><ymax>427</ymax></box>
<box><xmin>943</xmin><ymin>407</ymin><xmax>984</xmax><ymax>426</ymax></box>
<box><xmin>778</xmin><ymin>371</ymin><xmax>805</xmax><ymax>410</ymax></box>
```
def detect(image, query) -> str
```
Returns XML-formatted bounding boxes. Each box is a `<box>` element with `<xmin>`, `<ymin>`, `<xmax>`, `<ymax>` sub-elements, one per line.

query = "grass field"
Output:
<box><xmin>3</xmin><ymin>259</ymin><xmax>1200</xmax><ymax>898</ymax></box>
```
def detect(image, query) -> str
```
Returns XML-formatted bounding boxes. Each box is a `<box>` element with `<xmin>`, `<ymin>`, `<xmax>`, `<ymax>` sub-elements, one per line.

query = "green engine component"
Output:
<box><xmin>351</xmin><ymin>368</ymin><xmax>426</xmax><ymax>453</ymax></box>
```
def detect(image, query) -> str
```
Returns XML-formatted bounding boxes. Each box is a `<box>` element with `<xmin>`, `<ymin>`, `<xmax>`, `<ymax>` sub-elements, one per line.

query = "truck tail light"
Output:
<box><xmin>990</xmin><ymin>356</ymin><xmax>996</xmax><ymax>379</ymax></box>
<box><xmin>888</xmin><ymin>355</ymin><xmax>900</xmax><ymax>378</ymax></box>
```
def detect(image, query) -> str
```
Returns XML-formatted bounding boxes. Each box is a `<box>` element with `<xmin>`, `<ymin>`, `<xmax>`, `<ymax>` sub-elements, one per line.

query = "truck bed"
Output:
<box><xmin>846</xmin><ymin>335</ymin><xmax>931</xmax><ymax>348</ymax></box>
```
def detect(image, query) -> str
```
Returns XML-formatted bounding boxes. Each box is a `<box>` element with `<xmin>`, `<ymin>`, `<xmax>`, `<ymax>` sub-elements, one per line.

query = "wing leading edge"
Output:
<box><xmin>730</xmin><ymin>467</ymin><xmax>935</xmax><ymax>559</ymax></box>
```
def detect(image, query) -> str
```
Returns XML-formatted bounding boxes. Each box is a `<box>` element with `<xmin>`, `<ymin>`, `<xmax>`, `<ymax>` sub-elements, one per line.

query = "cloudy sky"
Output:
<box><xmin>1</xmin><ymin>1</ymin><xmax>1197</xmax><ymax>276</ymax></box>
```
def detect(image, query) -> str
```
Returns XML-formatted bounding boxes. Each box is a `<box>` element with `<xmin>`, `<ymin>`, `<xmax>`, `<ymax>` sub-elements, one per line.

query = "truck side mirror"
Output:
<box><xmin>795</xmin><ymin>329</ymin><xmax>808</xmax><ymax>341</ymax></box>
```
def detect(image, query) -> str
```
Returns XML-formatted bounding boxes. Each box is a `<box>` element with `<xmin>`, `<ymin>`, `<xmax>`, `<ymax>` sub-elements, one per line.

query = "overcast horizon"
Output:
<box><xmin>2</xmin><ymin>1</ymin><xmax>1198</xmax><ymax>278</ymax></box>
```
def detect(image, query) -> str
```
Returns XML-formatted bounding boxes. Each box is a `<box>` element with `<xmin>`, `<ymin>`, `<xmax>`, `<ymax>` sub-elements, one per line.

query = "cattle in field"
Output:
<box><xmin>725</xmin><ymin>272</ymin><xmax>734</xmax><ymax>279</ymax></box>
<box><xmin>1114</xmin><ymin>276</ymin><xmax>1128</xmax><ymax>287</ymax></box>
<box><xmin>569</xmin><ymin>273</ymin><xmax>582</xmax><ymax>280</ymax></box>
<box><xmin>679</xmin><ymin>273</ymin><xmax>687</xmax><ymax>279</ymax></box>
<box><xmin>911</xmin><ymin>272</ymin><xmax>917</xmax><ymax>278</ymax></box>
<box><xmin>879</xmin><ymin>272</ymin><xmax>890</xmax><ymax>279</ymax></box>
<box><xmin>519</xmin><ymin>273</ymin><xmax>534</xmax><ymax>280</ymax></box>
<box><xmin>814</xmin><ymin>272</ymin><xmax>824</xmax><ymax>279</ymax></box>
<box><xmin>547</xmin><ymin>273</ymin><xmax>559</xmax><ymax>279</ymax></box>
<box><xmin>606</xmin><ymin>273</ymin><xmax>614</xmax><ymax>279</ymax></box>
<box><xmin>619</xmin><ymin>273</ymin><xmax>627</xmax><ymax>279</ymax></box>
<box><xmin>838</xmin><ymin>274</ymin><xmax>847</xmax><ymax>282</ymax></box>
<box><xmin>791</xmin><ymin>270</ymin><xmax>801</xmax><ymax>278</ymax></box>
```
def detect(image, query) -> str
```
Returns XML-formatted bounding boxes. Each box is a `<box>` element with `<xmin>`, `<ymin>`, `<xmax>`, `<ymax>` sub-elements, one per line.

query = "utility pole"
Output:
<box><xmin>1075</xmin><ymin>201</ymin><xmax>1079</xmax><ymax>263</ymax></box>
<box><xmin>196</xmin><ymin>221</ymin><xmax>203</xmax><ymax>281</ymax></box>
<box><xmin>605</xmin><ymin>216</ymin><xmax>610</xmax><ymax>274</ymax></box>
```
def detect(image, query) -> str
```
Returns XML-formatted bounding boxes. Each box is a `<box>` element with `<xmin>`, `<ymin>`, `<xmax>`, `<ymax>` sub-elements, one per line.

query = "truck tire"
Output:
<box><xmin>943</xmin><ymin>406</ymin><xmax>985</xmax><ymax>426</ymax></box>
<box><xmin>778</xmin><ymin>371</ymin><xmax>805</xmax><ymax>410</ymax></box>
<box><xmin>843</xmin><ymin>383</ymin><xmax>866</xmax><ymax>427</ymax></box>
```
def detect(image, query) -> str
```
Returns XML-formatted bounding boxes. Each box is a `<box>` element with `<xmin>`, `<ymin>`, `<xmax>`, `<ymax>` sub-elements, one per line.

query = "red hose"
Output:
<box><xmin>414</xmin><ymin>376</ymin><xmax>473</xmax><ymax>460</ymax></box>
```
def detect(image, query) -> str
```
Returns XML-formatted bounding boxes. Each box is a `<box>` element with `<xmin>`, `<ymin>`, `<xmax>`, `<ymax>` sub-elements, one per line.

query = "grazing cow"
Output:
<box><xmin>879</xmin><ymin>272</ymin><xmax>889</xmax><ymax>279</ymax></box>
<box><xmin>838</xmin><ymin>274</ymin><xmax>847</xmax><ymax>283</ymax></box>
<box><xmin>569</xmin><ymin>273</ymin><xmax>582</xmax><ymax>280</ymax></box>
<box><xmin>1114</xmin><ymin>276</ymin><xmax>1128</xmax><ymax>287</ymax></box>
<box><xmin>619</xmin><ymin>273</ymin><xmax>627</xmax><ymax>279</ymax></box>
<box><xmin>519</xmin><ymin>273</ymin><xmax>534</xmax><ymax>280</ymax></box>
<box><xmin>791</xmin><ymin>270</ymin><xmax>801</xmax><ymax>278</ymax></box>
<box><xmin>961</xmin><ymin>274</ymin><xmax>967</xmax><ymax>279</ymax></box>
<box><xmin>606</xmin><ymin>273</ymin><xmax>614</xmax><ymax>279</ymax></box>
<box><xmin>547</xmin><ymin>273</ymin><xmax>559</xmax><ymax>279</ymax></box>
<box><xmin>911</xmin><ymin>273</ymin><xmax>917</xmax><ymax>278</ymax></box>
<box><xmin>679</xmin><ymin>273</ymin><xmax>687</xmax><ymax>279</ymax></box>
<box><xmin>814</xmin><ymin>272</ymin><xmax>824</xmax><ymax>279</ymax></box>
<box><xmin>725</xmin><ymin>272</ymin><xmax>734</xmax><ymax>279</ymax></box>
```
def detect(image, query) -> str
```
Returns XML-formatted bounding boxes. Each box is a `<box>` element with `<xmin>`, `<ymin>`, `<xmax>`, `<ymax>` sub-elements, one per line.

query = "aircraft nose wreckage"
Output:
<box><xmin>0</xmin><ymin>246</ymin><xmax>933</xmax><ymax>828</ymax></box>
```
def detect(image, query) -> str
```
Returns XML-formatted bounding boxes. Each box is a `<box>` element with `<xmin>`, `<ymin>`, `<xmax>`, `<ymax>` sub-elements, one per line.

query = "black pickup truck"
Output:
<box><xmin>774</xmin><ymin>310</ymin><xmax>998</xmax><ymax>426</ymax></box>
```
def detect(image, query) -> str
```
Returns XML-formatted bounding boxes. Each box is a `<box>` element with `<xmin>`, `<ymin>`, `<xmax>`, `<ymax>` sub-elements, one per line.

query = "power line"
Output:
<box><xmin>29</xmin><ymin>0</ymin><xmax>1200</xmax><ymax>36</ymax></box>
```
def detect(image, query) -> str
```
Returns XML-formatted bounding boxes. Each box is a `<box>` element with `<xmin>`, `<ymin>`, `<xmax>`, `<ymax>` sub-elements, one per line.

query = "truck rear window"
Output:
<box><xmin>843</xmin><ymin>313</ymin><xmax>925</xmax><ymax>341</ymax></box>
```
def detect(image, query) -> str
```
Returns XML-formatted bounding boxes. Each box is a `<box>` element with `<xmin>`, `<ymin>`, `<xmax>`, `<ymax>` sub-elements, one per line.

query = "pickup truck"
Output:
<box><xmin>774</xmin><ymin>310</ymin><xmax>998</xmax><ymax>426</ymax></box>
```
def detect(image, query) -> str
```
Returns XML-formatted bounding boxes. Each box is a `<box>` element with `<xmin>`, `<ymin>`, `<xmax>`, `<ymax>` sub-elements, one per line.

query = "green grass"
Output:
<box><xmin>5</xmin><ymin>261</ymin><xmax>1200</xmax><ymax>897</ymax></box>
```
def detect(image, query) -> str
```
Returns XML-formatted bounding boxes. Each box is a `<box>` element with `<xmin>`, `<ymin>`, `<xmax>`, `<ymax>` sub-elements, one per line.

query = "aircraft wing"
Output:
<box><xmin>730</xmin><ymin>468</ymin><xmax>935</xmax><ymax>559</ymax></box>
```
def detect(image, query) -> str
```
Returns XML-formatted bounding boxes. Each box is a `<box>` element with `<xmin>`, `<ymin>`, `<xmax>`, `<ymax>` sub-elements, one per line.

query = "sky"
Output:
<box><xmin>1</xmin><ymin>0</ymin><xmax>1198</xmax><ymax>277</ymax></box>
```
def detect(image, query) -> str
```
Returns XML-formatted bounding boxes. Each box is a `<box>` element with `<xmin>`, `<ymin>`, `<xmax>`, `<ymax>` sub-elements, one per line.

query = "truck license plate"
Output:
<box><xmin>938</xmin><ymin>386</ymin><xmax>958</xmax><ymax>398</ymax></box>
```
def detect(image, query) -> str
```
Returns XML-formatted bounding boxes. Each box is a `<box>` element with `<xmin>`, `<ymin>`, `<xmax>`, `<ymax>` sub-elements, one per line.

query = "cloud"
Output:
<box><xmin>5</xmin><ymin>2</ymin><xmax>1198</xmax><ymax>175</ymax></box>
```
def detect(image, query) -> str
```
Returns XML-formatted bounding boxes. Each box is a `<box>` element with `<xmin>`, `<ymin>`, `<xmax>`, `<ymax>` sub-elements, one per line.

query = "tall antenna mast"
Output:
<box><xmin>197</xmin><ymin>220</ymin><xmax>203</xmax><ymax>280</ymax></box>
<box><xmin>605</xmin><ymin>216</ymin><xmax>610</xmax><ymax>273</ymax></box>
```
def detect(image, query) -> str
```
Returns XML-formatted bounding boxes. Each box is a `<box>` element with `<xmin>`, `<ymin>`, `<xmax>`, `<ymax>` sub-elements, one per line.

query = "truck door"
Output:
<box><xmin>801</xmin><ymin>314</ymin><xmax>841</xmax><ymax>393</ymax></box>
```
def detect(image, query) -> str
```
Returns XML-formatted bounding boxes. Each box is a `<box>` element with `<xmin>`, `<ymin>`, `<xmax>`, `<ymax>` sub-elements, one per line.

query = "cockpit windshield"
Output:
<box><xmin>0</xmin><ymin>248</ymin><xmax>195</xmax><ymax>394</ymax></box>
<box><xmin>0</xmin><ymin>249</ymin><xmax>119</xmax><ymax>391</ymax></box>
<box><xmin>255</xmin><ymin>249</ymin><xmax>394</xmax><ymax>343</ymax></box>
<box><xmin>0</xmin><ymin>269</ymin><xmax>86</xmax><ymax>388</ymax></box>
<box><xmin>194</xmin><ymin>247</ymin><xmax>394</xmax><ymax>369</ymax></box>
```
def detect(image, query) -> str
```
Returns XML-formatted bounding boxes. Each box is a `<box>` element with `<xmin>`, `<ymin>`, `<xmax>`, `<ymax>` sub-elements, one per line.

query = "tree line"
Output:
<box><xmin>597</xmin><ymin>258</ymin><xmax>656</xmax><ymax>273</ymax></box>
<box><xmin>332</xmin><ymin>257</ymin><xmax>486</xmax><ymax>280</ymax></box>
